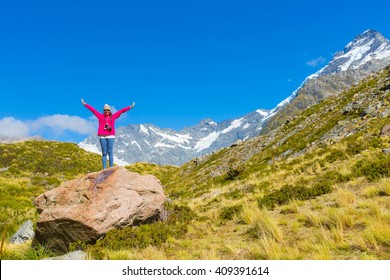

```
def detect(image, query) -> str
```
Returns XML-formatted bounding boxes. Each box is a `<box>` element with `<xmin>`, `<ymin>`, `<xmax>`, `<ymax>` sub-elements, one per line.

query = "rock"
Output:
<box><xmin>230</xmin><ymin>139</ymin><xmax>244</xmax><ymax>147</ymax></box>
<box><xmin>44</xmin><ymin>250</ymin><xmax>87</xmax><ymax>260</ymax></box>
<box><xmin>33</xmin><ymin>166</ymin><xmax>166</xmax><ymax>253</ymax></box>
<box><xmin>383</xmin><ymin>148</ymin><xmax>390</xmax><ymax>155</ymax></box>
<box><xmin>9</xmin><ymin>220</ymin><xmax>35</xmax><ymax>244</ymax></box>
<box><xmin>380</xmin><ymin>124</ymin><xmax>390</xmax><ymax>136</ymax></box>
<box><xmin>381</xmin><ymin>108</ymin><xmax>390</xmax><ymax>117</ymax></box>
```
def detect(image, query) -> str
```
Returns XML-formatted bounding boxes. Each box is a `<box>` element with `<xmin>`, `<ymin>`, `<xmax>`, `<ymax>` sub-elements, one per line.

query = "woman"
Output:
<box><xmin>81</xmin><ymin>98</ymin><xmax>135</xmax><ymax>169</ymax></box>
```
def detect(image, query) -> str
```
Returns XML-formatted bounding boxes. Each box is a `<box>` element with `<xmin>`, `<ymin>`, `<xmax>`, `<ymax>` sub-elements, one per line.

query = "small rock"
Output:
<box><xmin>10</xmin><ymin>220</ymin><xmax>35</xmax><ymax>244</ymax></box>
<box><xmin>380</xmin><ymin>124</ymin><xmax>390</xmax><ymax>136</ymax></box>
<box><xmin>45</xmin><ymin>250</ymin><xmax>87</xmax><ymax>260</ymax></box>
<box><xmin>382</xmin><ymin>148</ymin><xmax>390</xmax><ymax>155</ymax></box>
<box><xmin>230</xmin><ymin>139</ymin><xmax>243</xmax><ymax>147</ymax></box>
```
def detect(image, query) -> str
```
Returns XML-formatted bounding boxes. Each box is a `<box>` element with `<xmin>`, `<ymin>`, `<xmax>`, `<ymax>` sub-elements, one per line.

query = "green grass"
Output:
<box><xmin>0</xmin><ymin>141</ymin><xmax>102</xmax><ymax>242</ymax></box>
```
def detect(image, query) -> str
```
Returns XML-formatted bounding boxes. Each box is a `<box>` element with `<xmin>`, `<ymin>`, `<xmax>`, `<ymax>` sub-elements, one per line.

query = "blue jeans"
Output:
<box><xmin>100</xmin><ymin>138</ymin><xmax>115</xmax><ymax>169</ymax></box>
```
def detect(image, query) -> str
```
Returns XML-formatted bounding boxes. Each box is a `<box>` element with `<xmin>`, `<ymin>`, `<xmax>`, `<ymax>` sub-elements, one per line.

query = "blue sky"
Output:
<box><xmin>1</xmin><ymin>0</ymin><xmax>390</xmax><ymax>142</ymax></box>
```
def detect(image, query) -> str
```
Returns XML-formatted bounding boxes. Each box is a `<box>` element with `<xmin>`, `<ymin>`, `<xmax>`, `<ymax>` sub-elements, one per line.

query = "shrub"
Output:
<box><xmin>219</xmin><ymin>205</ymin><xmax>243</xmax><ymax>221</ymax></box>
<box><xmin>325</xmin><ymin>150</ymin><xmax>348</xmax><ymax>163</ymax></box>
<box><xmin>345</xmin><ymin>137</ymin><xmax>382</xmax><ymax>156</ymax></box>
<box><xmin>352</xmin><ymin>155</ymin><xmax>390</xmax><ymax>182</ymax></box>
<box><xmin>321</xmin><ymin>170</ymin><xmax>350</xmax><ymax>184</ymax></box>
<box><xmin>258</xmin><ymin>183</ymin><xmax>332</xmax><ymax>210</ymax></box>
<box><xmin>224</xmin><ymin>167</ymin><xmax>244</xmax><ymax>181</ymax></box>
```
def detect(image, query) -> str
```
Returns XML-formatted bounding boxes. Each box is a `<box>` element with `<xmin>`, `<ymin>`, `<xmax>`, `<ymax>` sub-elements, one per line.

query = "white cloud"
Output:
<box><xmin>0</xmin><ymin>114</ymin><xmax>95</xmax><ymax>140</ymax></box>
<box><xmin>32</xmin><ymin>114</ymin><xmax>95</xmax><ymax>135</ymax></box>
<box><xmin>306</xmin><ymin>56</ymin><xmax>327</xmax><ymax>67</ymax></box>
<box><xmin>0</xmin><ymin>117</ymin><xmax>30</xmax><ymax>139</ymax></box>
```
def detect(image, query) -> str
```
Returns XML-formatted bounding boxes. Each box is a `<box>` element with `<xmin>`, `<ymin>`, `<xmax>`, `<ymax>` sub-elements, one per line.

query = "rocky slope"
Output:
<box><xmin>168</xmin><ymin>64</ymin><xmax>390</xmax><ymax>188</ymax></box>
<box><xmin>262</xmin><ymin>29</ymin><xmax>390</xmax><ymax>133</ymax></box>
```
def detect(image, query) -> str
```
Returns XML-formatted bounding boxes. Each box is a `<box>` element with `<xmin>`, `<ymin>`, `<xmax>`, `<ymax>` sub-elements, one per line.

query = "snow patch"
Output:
<box><xmin>139</xmin><ymin>124</ymin><xmax>149</xmax><ymax>135</ymax></box>
<box><xmin>194</xmin><ymin>131</ymin><xmax>220</xmax><ymax>152</ymax></box>
<box><xmin>78</xmin><ymin>142</ymin><xmax>100</xmax><ymax>155</ymax></box>
<box><xmin>114</xmin><ymin>157</ymin><xmax>130</xmax><ymax>166</ymax></box>
<box><xmin>149</xmin><ymin>127</ymin><xmax>192</xmax><ymax>144</ymax></box>
<box><xmin>336</xmin><ymin>41</ymin><xmax>372</xmax><ymax>71</ymax></box>
<box><xmin>221</xmin><ymin>118</ymin><xmax>244</xmax><ymax>134</ymax></box>
<box><xmin>131</xmin><ymin>141</ymin><xmax>142</xmax><ymax>151</ymax></box>
<box><xmin>194</xmin><ymin>118</ymin><xmax>246</xmax><ymax>152</ymax></box>
<box><xmin>256</xmin><ymin>110</ymin><xmax>269</xmax><ymax>117</ymax></box>
<box><xmin>155</xmin><ymin>142</ymin><xmax>177</xmax><ymax>149</ymax></box>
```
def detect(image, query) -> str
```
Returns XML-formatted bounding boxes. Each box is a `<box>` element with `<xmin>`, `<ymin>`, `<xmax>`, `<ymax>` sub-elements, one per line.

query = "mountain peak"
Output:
<box><xmin>307</xmin><ymin>30</ymin><xmax>390</xmax><ymax>78</ymax></box>
<box><xmin>357</xmin><ymin>29</ymin><xmax>385</xmax><ymax>41</ymax></box>
<box><xmin>342</xmin><ymin>29</ymin><xmax>388</xmax><ymax>53</ymax></box>
<box><xmin>260</xmin><ymin>29</ymin><xmax>390</xmax><ymax>134</ymax></box>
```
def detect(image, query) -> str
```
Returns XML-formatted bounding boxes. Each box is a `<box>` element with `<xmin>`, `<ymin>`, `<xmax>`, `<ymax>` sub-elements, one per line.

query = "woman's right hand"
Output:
<box><xmin>81</xmin><ymin>98</ymin><xmax>86</xmax><ymax>105</ymax></box>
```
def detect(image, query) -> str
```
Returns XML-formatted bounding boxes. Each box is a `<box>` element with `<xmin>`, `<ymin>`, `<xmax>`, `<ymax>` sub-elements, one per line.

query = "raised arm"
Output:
<box><xmin>112</xmin><ymin>101</ymin><xmax>136</xmax><ymax>119</ymax></box>
<box><xmin>81</xmin><ymin>98</ymin><xmax>101</xmax><ymax>118</ymax></box>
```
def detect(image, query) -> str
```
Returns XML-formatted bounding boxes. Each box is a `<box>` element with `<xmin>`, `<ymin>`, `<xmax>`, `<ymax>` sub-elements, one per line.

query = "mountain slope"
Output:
<box><xmin>262</xmin><ymin>29</ymin><xmax>390</xmax><ymax>133</ymax></box>
<box><xmin>0</xmin><ymin>140</ymin><xmax>102</xmax><ymax>248</ymax></box>
<box><xmin>165</xmin><ymin>65</ymin><xmax>390</xmax><ymax>192</ymax></box>
<box><xmin>120</xmin><ymin>64</ymin><xmax>390</xmax><ymax>260</ymax></box>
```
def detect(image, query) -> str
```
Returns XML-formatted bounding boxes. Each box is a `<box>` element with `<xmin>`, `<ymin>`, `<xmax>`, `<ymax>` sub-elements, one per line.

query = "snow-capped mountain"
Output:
<box><xmin>262</xmin><ymin>29</ymin><xmax>390</xmax><ymax>133</ymax></box>
<box><xmin>79</xmin><ymin>29</ymin><xmax>390</xmax><ymax>166</ymax></box>
<box><xmin>79</xmin><ymin>109</ymin><xmax>269</xmax><ymax>166</ymax></box>
<box><xmin>319</xmin><ymin>29</ymin><xmax>390</xmax><ymax>75</ymax></box>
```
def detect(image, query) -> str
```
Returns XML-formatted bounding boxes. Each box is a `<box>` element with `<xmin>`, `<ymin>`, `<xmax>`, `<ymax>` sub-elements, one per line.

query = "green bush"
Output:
<box><xmin>224</xmin><ymin>167</ymin><xmax>244</xmax><ymax>181</ymax></box>
<box><xmin>258</xmin><ymin>183</ymin><xmax>332</xmax><ymax>210</ymax></box>
<box><xmin>219</xmin><ymin>205</ymin><xmax>243</xmax><ymax>221</ymax></box>
<box><xmin>325</xmin><ymin>149</ymin><xmax>348</xmax><ymax>163</ymax></box>
<box><xmin>352</xmin><ymin>155</ymin><xmax>390</xmax><ymax>181</ymax></box>
<box><xmin>345</xmin><ymin>136</ymin><xmax>382</xmax><ymax>156</ymax></box>
<box><xmin>321</xmin><ymin>170</ymin><xmax>351</xmax><ymax>184</ymax></box>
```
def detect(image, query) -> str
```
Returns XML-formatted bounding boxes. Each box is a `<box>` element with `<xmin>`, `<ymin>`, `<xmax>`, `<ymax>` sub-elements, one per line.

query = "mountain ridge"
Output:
<box><xmin>80</xmin><ymin>109</ymin><xmax>270</xmax><ymax>165</ymax></box>
<box><xmin>261</xmin><ymin>29</ymin><xmax>390</xmax><ymax>134</ymax></box>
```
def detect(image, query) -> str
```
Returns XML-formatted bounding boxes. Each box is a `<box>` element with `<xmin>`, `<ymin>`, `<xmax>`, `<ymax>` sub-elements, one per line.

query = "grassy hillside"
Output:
<box><xmin>110</xmin><ymin>66</ymin><xmax>389</xmax><ymax>260</ymax></box>
<box><xmin>1</xmin><ymin>66</ymin><xmax>389</xmax><ymax>260</ymax></box>
<box><xmin>0</xmin><ymin>141</ymin><xmax>102</xmax><ymax>259</ymax></box>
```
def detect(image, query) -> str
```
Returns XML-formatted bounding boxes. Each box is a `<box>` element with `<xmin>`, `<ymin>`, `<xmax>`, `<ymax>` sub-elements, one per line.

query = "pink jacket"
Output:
<box><xmin>84</xmin><ymin>104</ymin><xmax>131</xmax><ymax>136</ymax></box>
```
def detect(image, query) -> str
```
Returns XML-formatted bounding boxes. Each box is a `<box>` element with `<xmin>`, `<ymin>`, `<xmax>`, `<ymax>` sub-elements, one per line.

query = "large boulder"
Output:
<box><xmin>33</xmin><ymin>166</ymin><xmax>166</xmax><ymax>252</ymax></box>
